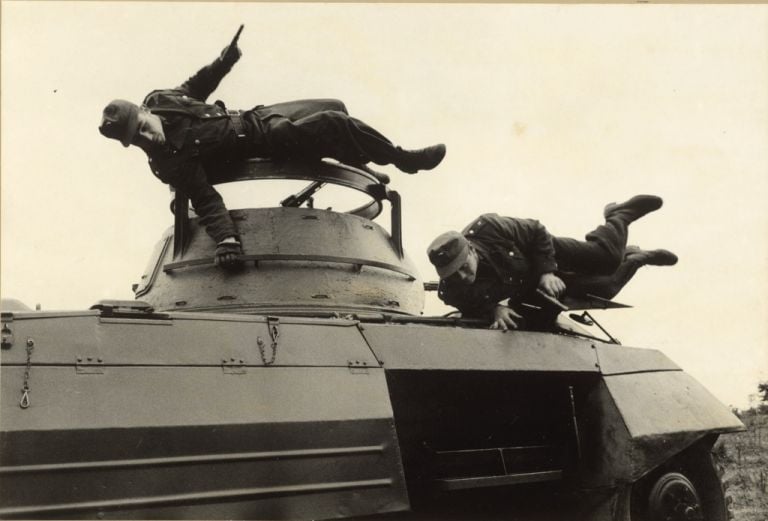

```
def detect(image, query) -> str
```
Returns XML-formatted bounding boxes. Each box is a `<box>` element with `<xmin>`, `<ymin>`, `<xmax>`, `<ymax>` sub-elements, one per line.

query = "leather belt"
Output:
<box><xmin>227</xmin><ymin>110</ymin><xmax>247</xmax><ymax>139</ymax></box>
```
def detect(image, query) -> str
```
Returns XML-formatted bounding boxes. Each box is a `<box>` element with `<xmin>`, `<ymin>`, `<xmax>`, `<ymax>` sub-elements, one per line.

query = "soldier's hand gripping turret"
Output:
<box><xmin>214</xmin><ymin>237</ymin><xmax>244</xmax><ymax>271</ymax></box>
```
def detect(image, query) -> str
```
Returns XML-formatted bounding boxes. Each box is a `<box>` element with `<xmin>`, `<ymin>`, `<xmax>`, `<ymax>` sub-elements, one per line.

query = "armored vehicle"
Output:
<box><xmin>0</xmin><ymin>160</ymin><xmax>743</xmax><ymax>520</ymax></box>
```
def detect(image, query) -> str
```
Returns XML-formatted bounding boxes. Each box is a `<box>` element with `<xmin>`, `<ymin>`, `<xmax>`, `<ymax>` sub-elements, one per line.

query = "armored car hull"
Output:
<box><xmin>0</xmin><ymin>161</ymin><xmax>743</xmax><ymax>520</ymax></box>
<box><xmin>0</xmin><ymin>308</ymin><xmax>743</xmax><ymax>520</ymax></box>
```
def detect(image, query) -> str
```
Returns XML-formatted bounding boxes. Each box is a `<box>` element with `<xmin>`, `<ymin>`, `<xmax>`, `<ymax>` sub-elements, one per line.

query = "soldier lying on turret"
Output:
<box><xmin>427</xmin><ymin>195</ymin><xmax>677</xmax><ymax>331</ymax></box>
<box><xmin>99</xmin><ymin>26</ymin><xmax>445</xmax><ymax>270</ymax></box>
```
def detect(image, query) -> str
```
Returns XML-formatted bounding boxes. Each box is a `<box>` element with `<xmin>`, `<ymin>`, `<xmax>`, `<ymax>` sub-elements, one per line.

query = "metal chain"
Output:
<box><xmin>257</xmin><ymin>321</ymin><xmax>279</xmax><ymax>366</ymax></box>
<box><xmin>257</xmin><ymin>334</ymin><xmax>277</xmax><ymax>366</ymax></box>
<box><xmin>19</xmin><ymin>338</ymin><xmax>34</xmax><ymax>409</ymax></box>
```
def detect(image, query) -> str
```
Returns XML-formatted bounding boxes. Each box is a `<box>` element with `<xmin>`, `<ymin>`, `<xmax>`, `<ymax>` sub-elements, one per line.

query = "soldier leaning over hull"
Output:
<box><xmin>99</xmin><ymin>27</ymin><xmax>446</xmax><ymax>269</ymax></box>
<box><xmin>427</xmin><ymin>195</ymin><xmax>678</xmax><ymax>331</ymax></box>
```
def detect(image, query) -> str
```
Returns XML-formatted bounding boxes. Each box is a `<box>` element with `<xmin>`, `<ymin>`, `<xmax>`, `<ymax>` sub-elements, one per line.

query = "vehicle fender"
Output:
<box><xmin>578</xmin><ymin>365</ymin><xmax>743</xmax><ymax>488</ymax></box>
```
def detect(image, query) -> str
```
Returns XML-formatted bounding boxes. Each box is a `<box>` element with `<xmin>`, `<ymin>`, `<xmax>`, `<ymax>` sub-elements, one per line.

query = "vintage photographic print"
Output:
<box><xmin>1</xmin><ymin>2</ymin><xmax>766</xmax><ymax>520</ymax></box>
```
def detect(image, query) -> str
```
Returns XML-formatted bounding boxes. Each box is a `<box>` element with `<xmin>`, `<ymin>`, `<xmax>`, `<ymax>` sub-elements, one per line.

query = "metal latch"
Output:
<box><xmin>76</xmin><ymin>356</ymin><xmax>104</xmax><ymax>374</ymax></box>
<box><xmin>347</xmin><ymin>360</ymin><xmax>370</xmax><ymax>374</ymax></box>
<box><xmin>256</xmin><ymin>316</ymin><xmax>280</xmax><ymax>366</ymax></box>
<box><xmin>268</xmin><ymin>316</ymin><xmax>280</xmax><ymax>346</ymax></box>
<box><xmin>221</xmin><ymin>357</ymin><xmax>247</xmax><ymax>375</ymax></box>
<box><xmin>1</xmin><ymin>323</ymin><xmax>13</xmax><ymax>349</ymax></box>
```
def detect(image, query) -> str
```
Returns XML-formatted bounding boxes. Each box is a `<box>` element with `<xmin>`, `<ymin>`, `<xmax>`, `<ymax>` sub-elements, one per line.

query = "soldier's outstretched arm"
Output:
<box><xmin>156</xmin><ymin>153</ymin><xmax>239</xmax><ymax>243</ymax></box>
<box><xmin>178</xmin><ymin>25</ymin><xmax>244</xmax><ymax>101</ymax></box>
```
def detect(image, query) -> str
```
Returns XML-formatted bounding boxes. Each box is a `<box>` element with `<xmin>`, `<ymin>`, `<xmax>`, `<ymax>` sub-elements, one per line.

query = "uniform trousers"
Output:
<box><xmin>242</xmin><ymin>99</ymin><xmax>402</xmax><ymax>167</ymax></box>
<box><xmin>560</xmin><ymin>253</ymin><xmax>645</xmax><ymax>300</ymax></box>
<box><xmin>552</xmin><ymin>213</ymin><xmax>630</xmax><ymax>276</ymax></box>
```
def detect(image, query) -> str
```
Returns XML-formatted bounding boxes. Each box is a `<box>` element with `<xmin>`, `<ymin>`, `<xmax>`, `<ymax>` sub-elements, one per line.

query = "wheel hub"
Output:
<box><xmin>648</xmin><ymin>472</ymin><xmax>705</xmax><ymax>521</ymax></box>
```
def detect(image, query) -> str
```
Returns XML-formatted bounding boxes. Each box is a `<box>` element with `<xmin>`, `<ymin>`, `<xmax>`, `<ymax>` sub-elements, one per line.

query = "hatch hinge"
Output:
<box><xmin>90</xmin><ymin>300</ymin><xmax>169</xmax><ymax>320</ymax></box>
<box><xmin>221</xmin><ymin>357</ymin><xmax>247</xmax><ymax>375</ymax></box>
<box><xmin>76</xmin><ymin>355</ymin><xmax>105</xmax><ymax>374</ymax></box>
<box><xmin>347</xmin><ymin>360</ymin><xmax>370</xmax><ymax>374</ymax></box>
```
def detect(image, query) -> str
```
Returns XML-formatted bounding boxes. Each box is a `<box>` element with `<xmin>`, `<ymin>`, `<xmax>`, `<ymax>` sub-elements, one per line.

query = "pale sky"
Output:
<box><xmin>2</xmin><ymin>2</ymin><xmax>766</xmax><ymax>409</ymax></box>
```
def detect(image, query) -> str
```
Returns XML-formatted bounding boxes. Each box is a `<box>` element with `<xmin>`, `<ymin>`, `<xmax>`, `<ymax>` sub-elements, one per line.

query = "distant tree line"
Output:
<box><xmin>736</xmin><ymin>381</ymin><xmax>768</xmax><ymax>419</ymax></box>
<box><xmin>759</xmin><ymin>381</ymin><xmax>768</xmax><ymax>403</ymax></box>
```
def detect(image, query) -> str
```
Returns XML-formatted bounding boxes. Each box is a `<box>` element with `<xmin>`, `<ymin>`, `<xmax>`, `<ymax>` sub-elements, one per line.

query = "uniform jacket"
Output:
<box><xmin>142</xmin><ymin>52</ymin><xmax>241</xmax><ymax>243</ymax></box>
<box><xmin>438</xmin><ymin>213</ymin><xmax>558</xmax><ymax>319</ymax></box>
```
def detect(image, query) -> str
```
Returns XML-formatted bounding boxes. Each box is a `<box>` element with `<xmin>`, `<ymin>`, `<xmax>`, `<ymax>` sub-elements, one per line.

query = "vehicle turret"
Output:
<box><xmin>134</xmin><ymin>160</ymin><xmax>423</xmax><ymax>316</ymax></box>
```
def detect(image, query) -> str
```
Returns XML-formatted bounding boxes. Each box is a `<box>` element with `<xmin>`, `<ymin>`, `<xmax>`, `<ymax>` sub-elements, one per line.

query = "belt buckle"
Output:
<box><xmin>228</xmin><ymin>110</ymin><xmax>246</xmax><ymax>139</ymax></box>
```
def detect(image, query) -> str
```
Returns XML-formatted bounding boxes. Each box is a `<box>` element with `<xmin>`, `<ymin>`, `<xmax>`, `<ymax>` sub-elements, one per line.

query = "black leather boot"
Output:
<box><xmin>625</xmin><ymin>245</ymin><xmax>678</xmax><ymax>266</ymax></box>
<box><xmin>393</xmin><ymin>144</ymin><xmax>446</xmax><ymax>174</ymax></box>
<box><xmin>604</xmin><ymin>195</ymin><xmax>663</xmax><ymax>223</ymax></box>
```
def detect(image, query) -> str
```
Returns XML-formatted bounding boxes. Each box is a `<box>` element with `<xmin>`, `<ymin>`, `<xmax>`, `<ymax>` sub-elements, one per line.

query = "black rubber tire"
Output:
<box><xmin>630</xmin><ymin>445</ymin><xmax>732</xmax><ymax>521</ymax></box>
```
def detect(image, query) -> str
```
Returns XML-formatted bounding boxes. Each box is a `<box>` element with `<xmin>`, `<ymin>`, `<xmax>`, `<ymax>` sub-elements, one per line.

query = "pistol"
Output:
<box><xmin>231</xmin><ymin>24</ymin><xmax>244</xmax><ymax>46</ymax></box>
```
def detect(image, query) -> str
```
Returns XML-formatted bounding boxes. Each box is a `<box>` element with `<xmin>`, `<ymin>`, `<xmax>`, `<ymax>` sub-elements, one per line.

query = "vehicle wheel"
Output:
<box><xmin>646</xmin><ymin>472</ymin><xmax>704</xmax><ymax>520</ymax></box>
<box><xmin>630</xmin><ymin>449</ymin><xmax>731</xmax><ymax>521</ymax></box>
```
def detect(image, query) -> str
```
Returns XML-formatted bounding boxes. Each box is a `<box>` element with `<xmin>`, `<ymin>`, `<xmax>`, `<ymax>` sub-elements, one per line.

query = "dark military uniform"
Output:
<box><xmin>438</xmin><ymin>212</ymin><xmax>632</xmax><ymax>320</ymax></box>
<box><xmin>142</xmin><ymin>52</ymin><xmax>407</xmax><ymax>243</ymax></box>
